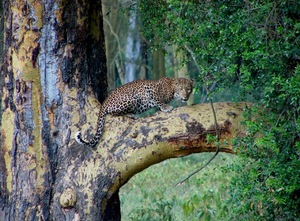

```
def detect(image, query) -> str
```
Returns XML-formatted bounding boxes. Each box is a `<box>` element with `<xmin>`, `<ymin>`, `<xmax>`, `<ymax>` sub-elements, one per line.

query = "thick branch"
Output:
<box><xmin>66</xmin><ymin>101</ymin><xmax>248</xmax><ymax>219</ymax></box>
<box><xmin>106</xmin><ymin>102</ymin><xmax>247</xmax><ymax>195</ymax></box>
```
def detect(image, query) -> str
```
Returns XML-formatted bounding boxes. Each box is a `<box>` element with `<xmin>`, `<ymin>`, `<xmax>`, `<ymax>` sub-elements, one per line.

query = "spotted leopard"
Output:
<box><xmin>75</xmin><ymin>77</ymin><xmax>193</xmax><ymax>147</ymax></box>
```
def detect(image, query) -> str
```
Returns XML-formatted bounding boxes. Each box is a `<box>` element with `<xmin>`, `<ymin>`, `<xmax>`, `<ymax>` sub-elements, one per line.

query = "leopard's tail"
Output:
<box><xmin>75</xmin><ymin>107</ymin><xmax>106</xmax><ymax>147</ymax></box>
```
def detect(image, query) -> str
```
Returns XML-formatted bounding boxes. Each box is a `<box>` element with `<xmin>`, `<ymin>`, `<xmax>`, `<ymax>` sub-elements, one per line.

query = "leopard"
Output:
<box><xmin>75</xmin><ymin>77</ymin><xmax>193</xmax><ymax>147</ymax></box>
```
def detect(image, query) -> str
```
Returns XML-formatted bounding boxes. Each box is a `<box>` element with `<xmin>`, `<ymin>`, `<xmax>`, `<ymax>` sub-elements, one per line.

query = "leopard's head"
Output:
<box><xmin>174</xmin><ymin>78</ymin><xmax>193</xmax><ymax>101</ymax></box>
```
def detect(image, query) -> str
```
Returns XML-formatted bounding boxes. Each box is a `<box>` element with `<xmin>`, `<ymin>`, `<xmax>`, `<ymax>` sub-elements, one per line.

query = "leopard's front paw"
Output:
<box><xmin>160</xmin><ymin>105</ymin><xmax>174</xmax><ymax>113</ymax></box>
<box><xmin>126</xmin><ymin>114</ymin><xmax>138</xmax><ymax>119</ymax></box>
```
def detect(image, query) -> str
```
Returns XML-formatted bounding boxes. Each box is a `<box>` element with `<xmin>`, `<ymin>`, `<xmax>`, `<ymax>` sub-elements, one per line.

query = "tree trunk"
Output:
<box><xmin>0</xmin><ymin>0</ymin><xmax>109</xmax><ymax>220</ymax></box>
<box><xmin>102</xmin><ymin>0</ymin><xmax>125</xmax><ymax>91</ymax></box>
<box><xmin>124</xmin><ymin>4</ymin><xmax>140</xmax><ymax>83</ymax></box>
<box><xmin>172</xmin><ymin>45</ymin><xmax>194</xmax><ymax>105</ymax></box>
<box><xmin>0</xmin><ymin>0</ymin><xmax>248</xmax><ymax>220</ymax></box>
<box><xmin>153</xmin><ymin>37</ymin><xmax>166</xmax><ymax>79</ymax></box>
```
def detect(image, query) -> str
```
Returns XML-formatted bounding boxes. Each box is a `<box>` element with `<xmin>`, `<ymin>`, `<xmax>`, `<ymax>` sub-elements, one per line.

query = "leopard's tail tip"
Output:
<box><xmin>75</xmin><ymin>131</ymin><xmax>84</xmax><ymax>145</ymax></box>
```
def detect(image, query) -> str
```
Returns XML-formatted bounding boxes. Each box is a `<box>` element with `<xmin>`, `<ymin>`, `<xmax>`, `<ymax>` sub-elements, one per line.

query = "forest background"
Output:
<box><xmin>1</xmin><ymin>0</ymin><xmax>299</xmax><ymax>220</ymax></box>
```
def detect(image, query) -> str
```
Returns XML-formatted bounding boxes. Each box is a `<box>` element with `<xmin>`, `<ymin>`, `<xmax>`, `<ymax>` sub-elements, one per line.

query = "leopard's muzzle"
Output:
<box><xmin>181</xmin><ymin>98</ymin><xmax>189</xmax><ymax>102</ymax></box>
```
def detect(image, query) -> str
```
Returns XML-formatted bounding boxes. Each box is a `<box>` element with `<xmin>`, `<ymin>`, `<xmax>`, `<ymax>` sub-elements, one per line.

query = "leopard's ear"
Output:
<box><xmin>174</xmin><ymin>78</ymin><xmax>181</xmax><ymax>85</ymax></box>
<box><xmin>186</xmin><ymin>78</ymin><xmax>194</xmax><ymax>87</ymax></box>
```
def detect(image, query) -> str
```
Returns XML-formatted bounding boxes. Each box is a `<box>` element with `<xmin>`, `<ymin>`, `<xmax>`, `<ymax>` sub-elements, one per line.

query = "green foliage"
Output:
<box><xmin>137</xmin><ymin>0</ymin><xmax>300</xmax><ymax>220</ymax></box>
<box><xmin>140</xmin><ymin>0</ymin><xmax>300</xmax><ymax>97</ymax></box>
<box><xmin>230</xmin><ymin>101</ymin><xmax>300</xmax><ymax>220</ymax></box>
<box><xmin>120</xmin><ymin>153</ymin><xmax>236</xmax><ymax>221</ymax></box>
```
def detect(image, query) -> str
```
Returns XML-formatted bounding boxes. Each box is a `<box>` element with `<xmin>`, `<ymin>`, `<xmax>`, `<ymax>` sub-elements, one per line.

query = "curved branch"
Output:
<box><xmin>104</xmin><ymin>102</ymin><xmax>248</xmax><ymax>197</ymax></box>
<box><xmin>66</xmin><ymin>101</ymin><xmax>248</xmax><ymax>217</ymax></box>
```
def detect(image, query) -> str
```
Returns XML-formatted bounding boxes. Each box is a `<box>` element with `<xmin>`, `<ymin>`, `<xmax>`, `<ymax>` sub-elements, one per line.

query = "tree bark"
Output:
<box><xmin>0</xmin><ymin>0</ymin><xmax>248</xmax><ymax>220</ymax></box>
<box><xmin>0</xmin><ymin>0</ymin><xmax>107</xmax><ymax>220</ymax></box>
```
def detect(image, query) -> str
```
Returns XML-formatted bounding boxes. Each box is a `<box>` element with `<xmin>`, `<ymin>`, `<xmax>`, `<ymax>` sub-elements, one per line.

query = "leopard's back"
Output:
<box><xmin>75</xmin><ymin>77</ymin><xmax>193</xmax><ymax>147</ymax></box>
<box><xmin>103</xmin><ymin>79</ymin><xmax>168</xmax><ymax>115</ymax></box>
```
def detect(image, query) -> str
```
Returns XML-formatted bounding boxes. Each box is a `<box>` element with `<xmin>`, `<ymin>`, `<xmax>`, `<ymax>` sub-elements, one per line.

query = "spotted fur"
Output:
<box><xmin>75</xmin><ymin>77</ymin><xmax>193</xmax><ymax>147</ymax></box>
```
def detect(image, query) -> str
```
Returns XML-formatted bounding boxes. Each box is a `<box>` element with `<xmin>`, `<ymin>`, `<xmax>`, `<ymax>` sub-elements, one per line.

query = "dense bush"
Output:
<box><xmin>138</xmin><ymin>0</ymin><xmax>300</xmax><ymax>219</ymax></box>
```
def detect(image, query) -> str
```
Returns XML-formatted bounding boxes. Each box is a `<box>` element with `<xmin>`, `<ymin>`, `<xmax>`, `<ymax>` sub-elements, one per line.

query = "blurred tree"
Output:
<box><xmin>102</xmin><ymin>0</ymin><xmax>124</xmax><ymax>90</ymax></box>
<box><xmin>153</xmin><ymin>37</ymin><xmax>166</xmax><ymax>79</ymax></box>
<box><xmin>103</xmin><ymin>0</ymin><xmax>144</xmax><ymax>89</ymax></box>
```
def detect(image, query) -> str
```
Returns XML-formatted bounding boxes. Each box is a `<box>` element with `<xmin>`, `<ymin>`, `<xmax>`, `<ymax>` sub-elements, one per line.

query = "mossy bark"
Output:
<box><xmin>0</xmin><ymin>0</ymin><xmax>108</xmax><ymax>220</ymax></box>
